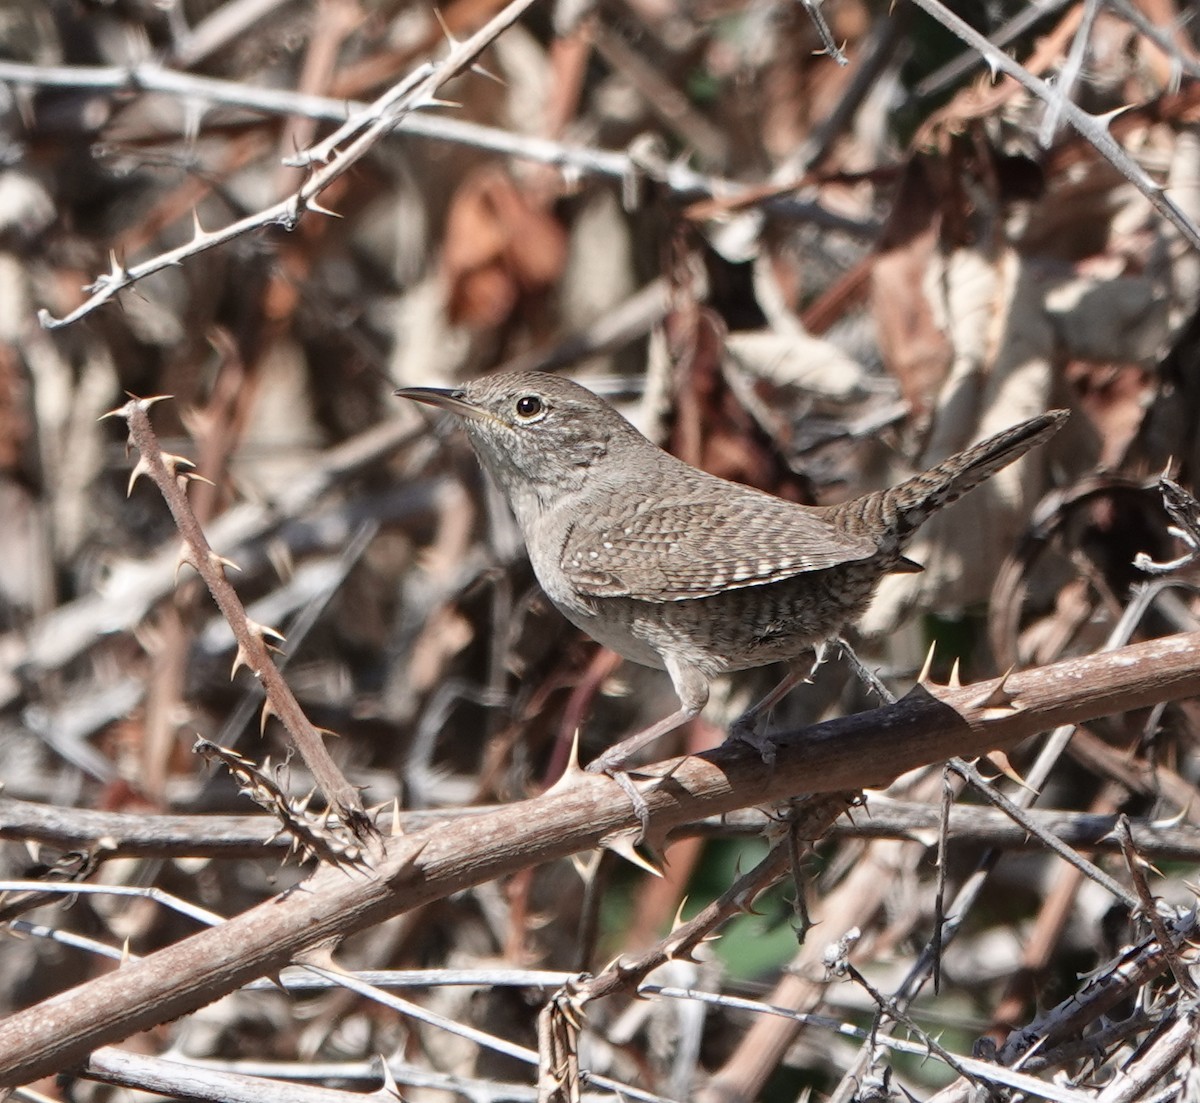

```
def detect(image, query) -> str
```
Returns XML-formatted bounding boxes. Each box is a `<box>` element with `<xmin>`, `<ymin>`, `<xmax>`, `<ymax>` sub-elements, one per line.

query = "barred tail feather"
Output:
<box><xmin>829</xmin><ymin>409</ymin><xmax>1067</xmax><ymax>546</ymax></box>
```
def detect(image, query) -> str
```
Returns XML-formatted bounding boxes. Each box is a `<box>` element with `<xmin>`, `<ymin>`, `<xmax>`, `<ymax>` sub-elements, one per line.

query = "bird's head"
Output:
<box><xmin>397</xmin><ymin>371</ymin><xmax>649</xmax><ymax>522</ymax></box>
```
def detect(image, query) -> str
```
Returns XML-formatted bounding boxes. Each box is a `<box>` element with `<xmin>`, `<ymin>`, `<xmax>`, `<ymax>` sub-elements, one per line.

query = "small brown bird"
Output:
<box><xmin>399</xmin><ymin>372</ymin><xmax>1065</xmax><ymax>824</ymax></box>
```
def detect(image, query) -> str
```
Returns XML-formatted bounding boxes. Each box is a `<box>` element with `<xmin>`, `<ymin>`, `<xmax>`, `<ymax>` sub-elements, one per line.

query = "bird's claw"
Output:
<box><xmin>729</xmin><ymin>716</ymin><xmax>778</xmax><ymax>766</ymax></box>
<box><xmin>586</xmin><ymin>757</ymin><xmax>651</xmax><ymax>840</ymax></box>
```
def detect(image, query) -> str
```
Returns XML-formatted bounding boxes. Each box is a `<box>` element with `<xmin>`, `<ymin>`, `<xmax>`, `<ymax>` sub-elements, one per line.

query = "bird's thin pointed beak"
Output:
<box><xmin>394</xmin><ymin>386</ymin><xmax>487</xmax><ymax>422</ymax></box>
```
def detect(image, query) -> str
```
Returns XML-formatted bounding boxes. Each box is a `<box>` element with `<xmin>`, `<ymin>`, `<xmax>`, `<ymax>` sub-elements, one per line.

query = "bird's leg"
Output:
<box><xmin>834</xmin><ymin>636</ymin><xmax>895</xmax><ymax>704</ymax></box>
<box><xmin>732</xmin><ymin>639</ymin><xmax>895</xmax><ymax>764</ymax></box>
<box><xmin>729</xmin><ymin>643</ymin><xmax>833</xmax><ymax>763</ymax></box>
<box><xmin>586</xmin><ymin>704</ymin><xmax>703</xmax><ymax>775</ymax></box>
<box><xmin>588</xmin><ymin>703</ymin><xmax>698</xmax><ymax>837</ymax></box>
<box><xmin>730</xmin><ymin>669</ymin><xmax>800</xmax><ymax>764</ymax></box>
<box><xmin>586</xmin><ymin>657</ymin><xmax>709</xmax><ymax>838</ymax></box>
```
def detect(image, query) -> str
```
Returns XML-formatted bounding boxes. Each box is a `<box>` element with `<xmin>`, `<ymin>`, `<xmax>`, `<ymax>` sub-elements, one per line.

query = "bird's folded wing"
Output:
<box><xmin>559</xmin><ymin>491</ymin><xmax>878</xmax><ymax>602</ymax></box>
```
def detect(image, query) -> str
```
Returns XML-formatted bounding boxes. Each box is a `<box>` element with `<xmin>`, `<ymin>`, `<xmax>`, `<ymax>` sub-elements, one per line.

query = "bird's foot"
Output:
<box><xmin>729</xmin><ymin>713</ymin><xmax>778</xmax><ymax>767</ymax></box>
<box><xmin>586</xmin><ymin>755</ymin><xmax>651</xmax><ymax>840</ymax></box>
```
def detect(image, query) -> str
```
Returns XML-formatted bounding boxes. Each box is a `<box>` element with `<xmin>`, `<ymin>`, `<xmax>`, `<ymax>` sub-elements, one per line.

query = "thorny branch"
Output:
<box><xmin>107</xmin><ymin>395</ymin><xmax>371</xmax><ymax>842</ymax></box>
<box><xmin>906</xmin><ymin>0</ymin><xmax>1200</xmax><ymax>250</ymax></box>
<box><xmin>5</xmin><ymin>631</ymin><xmax>1200</xmax><ymax>1086</ymax></box>
<box><xmin>37</xmin><ymin>0</ymin><xmax>545</xmax><ymax>328</ymax></box>
<box><xmin>0</xmin><ymin>58</ymin><xmax>865</xmax><ymax>237</ymax></box>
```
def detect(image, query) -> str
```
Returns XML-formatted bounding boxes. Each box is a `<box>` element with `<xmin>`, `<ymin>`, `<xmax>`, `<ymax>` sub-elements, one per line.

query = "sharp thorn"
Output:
<box><xmin>970</xmin><ymin>667</ymin><xmax>1019</xmax><ymax>712</ymax></box>
<box><xmin>174</xmin><ymin>546</ymin><xmax>196</xmax><ymax>585</ymax></box>
<box><xmin>470</xmin><ymin>62</ymin><xmax>505</xmax><ymax>84</ymax></box>
<box><xmin>670</xmin><ymin>895</ymin><xmax>690</xmax><ymax>933</ymax></box>
<box><xmin>917</xmin><ymin>641</ymin><xmax>937</xmax><ymax>685</ymax></box>
<box><xmin>126</xmin><ymin>455</ymin><xmax>152</xmax><ymax>496</ymax></box>
<box><xmin>546</xmin><ymin>729</ymin><xmax>588</xmax><ymax>793</ymax></box>
<box><xmin>99</xmin><ymin>400</ymin><xmax>134</xmax><ymax>422</ymax></box>
<box><xmin>209</xmin><ymin>551</ymin><xmax>241</xmax><ymax>573</ymax></box>
<box><xmin>432</xmin><ymin>6</ymin><xmax>459</xmax><ymax>46</ymax></box>
<box><xmin>984</xmin><ymin>751</ymin><xmax>1038</xmax><ymax>794</ymax></box>
<box><xmin>305</xmin><ymin>195</ymin><xmax>343</xmax><ymax>219</ymax></box>
<box><xmin>599</xmin><ymin>829</ymin><xmax>663</xmax><ymax>877</ymax></box>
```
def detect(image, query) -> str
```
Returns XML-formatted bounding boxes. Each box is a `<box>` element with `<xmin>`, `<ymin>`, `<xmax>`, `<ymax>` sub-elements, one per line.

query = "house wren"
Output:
<box><xmin>398</xmin><ymin>372</ymin><xmax>1065</xmax><ymax>819</ymax></box>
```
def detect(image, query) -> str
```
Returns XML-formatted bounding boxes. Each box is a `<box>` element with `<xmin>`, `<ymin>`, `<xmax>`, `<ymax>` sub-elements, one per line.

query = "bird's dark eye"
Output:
<box><xmin>515</xmin><ymin>394</ymin><xmax>544</xmax><ymax>420</ymax></box>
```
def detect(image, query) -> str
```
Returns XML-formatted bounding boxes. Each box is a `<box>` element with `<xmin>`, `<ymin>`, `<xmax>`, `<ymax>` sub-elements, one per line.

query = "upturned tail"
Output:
<box><xmin>825</xmin><ymin>409</ymin><xmax>1068</xmax><ymax>546</ymax></box>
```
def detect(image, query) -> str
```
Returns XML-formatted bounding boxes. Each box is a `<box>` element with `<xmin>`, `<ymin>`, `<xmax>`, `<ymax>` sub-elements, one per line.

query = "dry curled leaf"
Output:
<box><xmin>442</xmin><ymin>166</ymin><xmax>568</xmax><ymax>327</ymax></box>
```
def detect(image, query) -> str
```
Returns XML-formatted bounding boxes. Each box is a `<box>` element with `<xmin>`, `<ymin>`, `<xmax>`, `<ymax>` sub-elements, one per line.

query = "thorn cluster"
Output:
<box><xmin>193</xmin><ymin>740</ymin><xmax>366</xmax><ymax>870</ymax></box>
